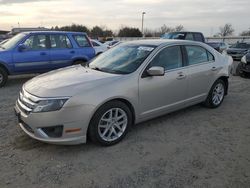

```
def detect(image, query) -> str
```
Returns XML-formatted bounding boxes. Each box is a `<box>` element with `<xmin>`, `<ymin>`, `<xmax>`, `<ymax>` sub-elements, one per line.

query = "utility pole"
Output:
<box><xmin>141</xmin><ymin>12</ymin><xmax>146</xmax><ymax>37</ymax></box>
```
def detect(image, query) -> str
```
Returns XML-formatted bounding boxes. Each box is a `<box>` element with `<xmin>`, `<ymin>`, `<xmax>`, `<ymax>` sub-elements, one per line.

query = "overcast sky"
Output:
<box><xmin>0</xmin><ymin>0</ymin><xmax>249</xmax><ymax>36</ymax></box>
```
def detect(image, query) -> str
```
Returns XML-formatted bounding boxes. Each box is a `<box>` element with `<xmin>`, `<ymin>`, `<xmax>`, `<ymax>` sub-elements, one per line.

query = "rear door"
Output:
<box><xmin>13</xmin><ymin>34</ymin><xmax>50</xmax><ymax>73</ymax></box>
<box><xmin>184</xmin><ymin>45</ymin><xmax>216</xmax><ymax>103</ymax></box>
<box><xmin>49</xmin><ymin>34</ymin><xmax>74</xmax><ymax>69</ymax></box>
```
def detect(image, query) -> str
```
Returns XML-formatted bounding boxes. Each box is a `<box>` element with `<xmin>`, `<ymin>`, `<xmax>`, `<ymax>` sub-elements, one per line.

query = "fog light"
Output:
<box><xmin>41</xmin><ymin>125</ymin><xmax>63</xmax><ymax>138</ymax></box>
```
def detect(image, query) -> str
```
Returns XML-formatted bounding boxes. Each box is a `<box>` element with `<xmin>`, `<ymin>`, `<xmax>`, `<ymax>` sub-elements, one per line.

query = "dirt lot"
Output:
<box><xmin>0</xmin><ymin>75</ymin><xmax>250</xmax><ymax>188</ymax></box>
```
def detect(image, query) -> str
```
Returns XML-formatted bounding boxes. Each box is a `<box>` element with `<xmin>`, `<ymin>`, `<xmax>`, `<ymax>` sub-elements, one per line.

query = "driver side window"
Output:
<box><xmin>150</xmin><ymin>46</ymin><xmax>183</xmax><ymax>71</ymax></box>
<box><xmin>23</xmin><ymin>35</ymin><xmax>47</xmax><ymax>50</ymax></box>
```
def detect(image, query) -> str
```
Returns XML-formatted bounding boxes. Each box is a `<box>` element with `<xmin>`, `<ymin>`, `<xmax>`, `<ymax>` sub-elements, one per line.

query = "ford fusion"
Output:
<box><xmin>15</xmin><ymin>40</ymin><xmax>232</xmax><ymax>146</ymax></box>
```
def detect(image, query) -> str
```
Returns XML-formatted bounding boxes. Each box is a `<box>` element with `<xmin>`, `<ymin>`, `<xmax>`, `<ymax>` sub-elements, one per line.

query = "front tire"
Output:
<box><xmin>0</xmin><ymin>67</ymin><xmax>8</xmax><ymax>87</ymax></box>
<box><xmin>88</xmin><ymin>101</ymin><xmax>132</xmax><ymax>146</ymax></box>
<box><xmin>204</xmin><ymin>79</ymin><xmax>226</xmax><ymax>108</ymax></box>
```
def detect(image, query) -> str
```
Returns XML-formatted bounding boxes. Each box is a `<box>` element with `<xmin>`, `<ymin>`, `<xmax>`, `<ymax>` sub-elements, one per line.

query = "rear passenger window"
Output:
<box><xmin>74</xmin><ymin>35</ymin><xmax>90</xmax><ymax>47</ymax></box>
<box><xmin>50</xmin><ymin>35</ymin><xmax>72</xmax><ymax>49</ymax></box>
<box><xmin>186</xmin><ymin>46</ymin><xmax>208</xmax><ymax>65</ymax></box>
<box><xmin>207</xmin><ymin>51</ymin><xmax>214</xmax><ymax>61</ymax></box>
<box><xmin>150</xmin><ymin>46</ymin><xmax>183</xmax><ymax>70</ymax></box>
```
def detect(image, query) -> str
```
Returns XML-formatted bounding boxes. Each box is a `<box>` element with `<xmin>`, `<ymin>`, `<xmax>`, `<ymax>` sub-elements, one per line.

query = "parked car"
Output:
<box><xmin>104</xmin><ymin>40</ymin><xmax>120</xmax><ymax>48</ymax></box>
<box><xmin>161</xmin><ymin>32</ymin><xmax>205</xmax><ymax>43</ymax></box>
<box><xmin>226</xmin><ymin>42</ymin><xmax>250</xmax><ymax>61</ymax></box>
<box><xmin>91</xmin><ymin>39</ymin><xmax>108</xmax><ymax>55</ymax></box>
<box><xmin>0</xmin><ymin>38</ymin><xmax>9</xmax><ymax>45</ymax></box>
<box><xmin>15</xmin><ymin>40</ymin><xmax>232</xmax><ymax>146</ymax></box>
<box><xmin>0</xmin><ymin>31</ymin><xmax>95</xmax><ymax>87</ymax></box>
<box><xmin>237</xmin><ymin>53</ymin><xmax>250</xmax><ymax>77</ymax></box>
<box><xmin>206</xmin><ymin>42</ymin><xmax>228</xmax><ymax>53</ymax></box>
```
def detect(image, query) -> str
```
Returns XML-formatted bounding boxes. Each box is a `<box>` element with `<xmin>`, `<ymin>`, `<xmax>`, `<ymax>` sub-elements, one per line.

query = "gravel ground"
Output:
<box><xmin>0</xmin><ymin>74</ymin><xmax>250</xmax><ymax>188</ymax></box>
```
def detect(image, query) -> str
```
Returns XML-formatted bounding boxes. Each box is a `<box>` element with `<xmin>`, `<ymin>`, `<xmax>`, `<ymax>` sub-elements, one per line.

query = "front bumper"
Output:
<box><xmin>14</xmin><ymin>101</ymin><xmax>95</xmax><ymax>145</ymax></box>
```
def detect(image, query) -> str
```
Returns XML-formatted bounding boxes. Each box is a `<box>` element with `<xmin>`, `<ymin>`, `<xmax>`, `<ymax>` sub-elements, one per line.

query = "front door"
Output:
<box><xmin>139</xmin><ymin>45</ymin><xmax>188</xmax><ymax>119</ymax></box>
<box><xmin>13</xmin><ymin>34</ymin><xmax>50</xmax><ymax>73</ymax></box>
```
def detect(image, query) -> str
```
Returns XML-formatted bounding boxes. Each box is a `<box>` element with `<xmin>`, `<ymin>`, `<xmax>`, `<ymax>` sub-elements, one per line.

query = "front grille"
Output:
<box><xmin>17</xmin><ymin>89</ymin><xmax>38</xmax><ymax>115</ymax></box>
<box><xmin>228</xmin><ymin>51</ymin><xmax>237</xmax><ymax>55</ymax></box>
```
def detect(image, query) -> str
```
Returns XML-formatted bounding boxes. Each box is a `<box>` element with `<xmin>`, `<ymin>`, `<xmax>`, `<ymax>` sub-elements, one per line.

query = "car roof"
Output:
<box><xmin>124</xmin><ymin>39</ymin><xmax>204</xmax><ymax>47</ymax></box>
<box><xmin>22</xmin><ymin>31</ymin><xmax>87</xmax><ymax>35</ymax></box>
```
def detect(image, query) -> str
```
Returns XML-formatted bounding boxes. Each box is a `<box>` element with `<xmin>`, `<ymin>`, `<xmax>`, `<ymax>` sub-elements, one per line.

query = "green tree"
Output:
<box><xmin>118</xmin><ymin>27</ymin><xmax>142</xmax><ymax>37</ymax></box>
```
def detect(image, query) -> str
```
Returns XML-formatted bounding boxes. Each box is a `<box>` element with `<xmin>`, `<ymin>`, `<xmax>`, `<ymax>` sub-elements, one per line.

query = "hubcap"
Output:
<box><xmin>212</xmin><ymin>83</ymin><xmax>224</xmax><ymax>105</ymax></box>
<box><xmin>98</xmin><ymin>108</ymin><xmax>128</xmax><ymax>142</ymax></box>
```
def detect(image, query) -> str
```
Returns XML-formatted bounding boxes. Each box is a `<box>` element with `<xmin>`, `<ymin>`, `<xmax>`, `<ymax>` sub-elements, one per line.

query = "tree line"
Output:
<box><xmin>51</xmin><ymin>23</ymin><xmax>250</xmax><ymax>38</ymax></box>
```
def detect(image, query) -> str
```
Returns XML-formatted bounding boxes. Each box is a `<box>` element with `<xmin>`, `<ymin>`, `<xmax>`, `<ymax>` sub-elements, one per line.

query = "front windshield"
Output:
<box><xmin>230</xmin><ymin>43</ymin><xmax>250</xmax><ymax>49</ymax></box>
<box><xmin>89</xmin><ymin>44</ymin><xmax>156</xmax><ymax>74</ymax></box>
<box><xmin>0</xmin><ymin>33</ymin><xmax>26</xmax><ymax>50</ymax></box>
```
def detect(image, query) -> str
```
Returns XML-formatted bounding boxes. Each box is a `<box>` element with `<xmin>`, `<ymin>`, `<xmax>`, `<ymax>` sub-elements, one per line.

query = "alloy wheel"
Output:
<box><xmin>212</xmin><ymin>83</ymin><xmax>225</xmax><ymax>105</ymax></box>
<box><xmin>98</xmin><ymin>108</ymin><xmax>128</xmax><ymax>142</ymax></box>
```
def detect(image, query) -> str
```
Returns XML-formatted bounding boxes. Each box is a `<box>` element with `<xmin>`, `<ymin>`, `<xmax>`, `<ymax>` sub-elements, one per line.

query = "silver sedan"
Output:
<box><xmin>14</xmin><ymin>40</ymin><xmax>233</xmax><ymax>146</ymax></box>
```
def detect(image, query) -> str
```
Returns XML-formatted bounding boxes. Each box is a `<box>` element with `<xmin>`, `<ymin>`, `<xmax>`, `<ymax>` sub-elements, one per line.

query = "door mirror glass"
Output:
<box><xmin>147</xmin><ymin>66</ymin><xmax>165</xmax><ymax>76</ymax></box>
<box><xmin>18</xmin><ymin>44</ymin><xmax>27</xmax><ymax>52</ymax></box>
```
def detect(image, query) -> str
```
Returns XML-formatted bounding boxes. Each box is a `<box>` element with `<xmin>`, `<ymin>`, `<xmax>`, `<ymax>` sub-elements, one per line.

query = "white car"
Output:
<box><xmin>91</xmin><ymin>39</ymin><xmax>108</xmax><ymax>55</ymax></box>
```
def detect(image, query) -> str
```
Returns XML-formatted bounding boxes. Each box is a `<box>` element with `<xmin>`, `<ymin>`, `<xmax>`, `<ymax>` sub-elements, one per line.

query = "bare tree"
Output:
<box><xmin>175</xmin><ymin>25</ymin><xmax>185</xmax><ymax>32</ymax></box>
<box><xmin>160</xmin><ymin>24</ymin><xmax>174</xmax><ymax>34</ymax></box>
<box><xmin>240</xmin><ymin>28</ymin><xmax>250</xmax><ymax>36</ymax></box>
<box><xmin>218</xmin><ymin>23</ymin><xmax>234</xmax><ymax>37</ymax></box>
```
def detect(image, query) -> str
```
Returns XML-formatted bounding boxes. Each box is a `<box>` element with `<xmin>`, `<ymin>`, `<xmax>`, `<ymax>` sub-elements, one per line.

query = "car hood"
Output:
<box><xmin>24</xmin><ymin>65</ymin><xmax>121</xmax><ymax>97</ymax></box>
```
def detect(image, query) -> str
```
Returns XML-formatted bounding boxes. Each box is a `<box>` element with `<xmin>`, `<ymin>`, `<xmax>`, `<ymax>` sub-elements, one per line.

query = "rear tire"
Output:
<box><xmin>204</xmin><ymin>79</ymin><xmax>226</xmax><ymax>108</ymax></box>
<box><xmin>0</xmin><ymin>67</ymin><xmax>8</xmax><ymax>87</ymax></box>
<box><xmin>88</xmin><ymin>101</ymin><xmax>132</xmax><ymax>146</ymax></box>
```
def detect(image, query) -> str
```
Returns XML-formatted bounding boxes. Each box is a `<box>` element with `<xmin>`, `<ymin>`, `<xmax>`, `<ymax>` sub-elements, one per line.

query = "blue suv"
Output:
<box><xmin>0</xmin><ymin>31</ymin><xmax>95</xmax><ymax>87</ymax></box>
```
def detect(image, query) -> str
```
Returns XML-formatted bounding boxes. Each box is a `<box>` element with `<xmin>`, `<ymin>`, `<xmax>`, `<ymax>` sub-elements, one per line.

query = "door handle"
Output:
<box><xmin>40</xmin><ymin>52</ymin><xmax>47</xmax><ymax>55</ymax></box>
<box><xmin>211</xmin><ymin>67</ymin><xmax>218</xmax><ymax>71</ymax></box>
<box><xmin>70</xmin><ymin>50</ymin><xmax>75</xmax><ymax>54</ymax></box>
<box><xmin>176</xmin><ymin>72</ymin><xmax>186</xmax><ymax>80</ymax></box>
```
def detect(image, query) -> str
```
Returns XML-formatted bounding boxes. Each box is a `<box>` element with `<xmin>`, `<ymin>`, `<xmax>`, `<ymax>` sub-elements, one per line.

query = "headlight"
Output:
<box><xmin>33</xmin><ymin>98</ymin><xmax>69</xmax><ymax>113</ymax></box>
<box><xmin>241</xmin><ymin>55</ymin><xmax>247</xmax><ymax>64</ymax></box>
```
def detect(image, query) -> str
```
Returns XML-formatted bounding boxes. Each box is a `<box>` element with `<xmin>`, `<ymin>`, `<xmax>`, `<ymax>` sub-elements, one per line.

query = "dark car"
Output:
<box><xmin>238</xmin><ymin>53</ymin><xmax>250</xmax><ymax>77</ymax></box>
<box><xmin>161</xmin><ymin>32</ymin><xmax>205</xmax><ymax>43</ymax></box>
<box><xmin>0</xmin><ymin>31</ymin><xmax>95</xmax><ymax>87</ymax></box>
<box><xmin>206</xmin><ymin>42</ymin><xmax>227</xmax><ymax>53</ymax></box>
<box><xmin>226</xmin><ymin>42</ymin><xmax>250</xmax><ymax>61</ymax></box>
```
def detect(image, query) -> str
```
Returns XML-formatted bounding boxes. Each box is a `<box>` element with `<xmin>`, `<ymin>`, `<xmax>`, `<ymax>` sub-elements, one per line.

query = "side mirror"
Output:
<box><xmin>147</xmin><ymin>66</ymin><xmax>165</xmax><ymax>76</ymax></box>
<box><xmin>18</xmin><ymin>44</ymin><xmax>27</xmax><ymax>52</ymax></box>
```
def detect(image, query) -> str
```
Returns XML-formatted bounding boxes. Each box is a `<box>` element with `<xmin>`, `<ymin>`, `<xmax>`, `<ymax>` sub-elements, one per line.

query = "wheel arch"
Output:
<box><xmin>72</xmin><ymin>56</ymin><xmax>89</xmax><ymax>64</ymax></box>
<box><xmin>217</xmin><ymin>76</ymin><xmax>229</xmax><ymax>95</ymax></box>
<box><xmin>0</xmin><ymin>62</ymin><xmax>10</xmax><ymax>75</ymax></box>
